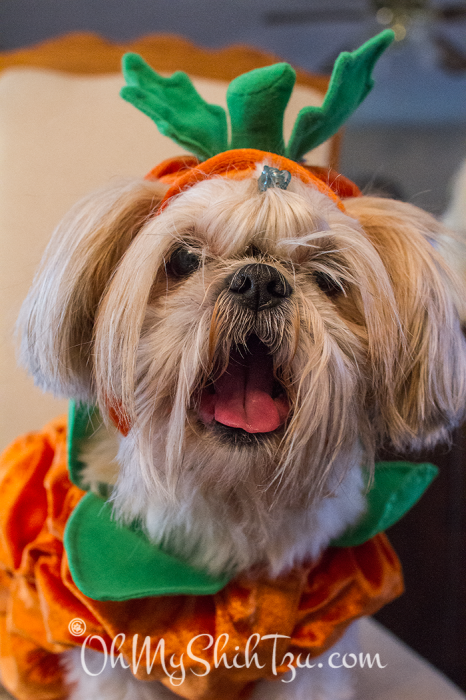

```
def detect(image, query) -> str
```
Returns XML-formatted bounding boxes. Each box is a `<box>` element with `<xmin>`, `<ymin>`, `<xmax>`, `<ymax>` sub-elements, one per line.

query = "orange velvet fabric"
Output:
<box><xmin>0</xmin><ymin>417</ymin><xmax>403</xmax><ymax>700</ymax></box>
<box><xmin>145</xmin><ymin>149</ymin><xmax>354</xmax><ymax>212</ymax></box>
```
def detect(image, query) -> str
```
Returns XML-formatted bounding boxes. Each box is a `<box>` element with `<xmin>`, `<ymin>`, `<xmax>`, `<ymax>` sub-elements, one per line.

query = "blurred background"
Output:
<box><xmin>0</xmin><ymin>0</ymin><xmax>465</xmax><ymax>693</ymax></box>
<box><xmin>0</xmin><ymin>0</ymin><xmax>465</xmax><ymax>212</ymax></box>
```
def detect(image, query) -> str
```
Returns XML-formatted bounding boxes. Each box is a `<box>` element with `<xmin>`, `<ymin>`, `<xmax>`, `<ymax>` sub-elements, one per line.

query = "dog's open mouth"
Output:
<box><xmin>197</xmin><ymin>336</ymin><xmax>290</xmax><ymax>434</ymax></box>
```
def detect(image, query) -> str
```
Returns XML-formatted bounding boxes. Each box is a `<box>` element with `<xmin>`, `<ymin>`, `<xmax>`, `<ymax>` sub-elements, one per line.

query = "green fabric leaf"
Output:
<box><xmin>65</xmin><ymin>402</ymin><xmax>437</xmax><ymax>601</ymax></box>
<box><xmin>120</xmin><ymin>53</ymin><xmax>228</xmax><ymax>161</ymax></box>
<box><xmin>286</xmin><ymin>29</ymin><xmax>395</xmax><ymax>162</ymax></box>
<box><xmin>64</xmin><ymin>492</ymin><xmax>231</xmax><ymax>601</ymax></box>
<box><xmin>67</xmin><ymin>400</ymin><xmax>103</xmax><ymax>491</ymax></box>
<box><xmin>331</xmin><ymin>461</ymin><xmax>439</xmax><ymax>548</ymax></box>
<box><xmin>227</xmin><ymin>62</ymin><xmax>296</xmax><ymax>155</ymax></box>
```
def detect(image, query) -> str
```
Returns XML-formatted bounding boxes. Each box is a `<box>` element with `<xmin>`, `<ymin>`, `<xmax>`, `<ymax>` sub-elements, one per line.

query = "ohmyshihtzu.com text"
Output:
<box><xmin>78</xmin><ymin>632</ymin><xmax>387</xmax><ymax>684</ymax></box>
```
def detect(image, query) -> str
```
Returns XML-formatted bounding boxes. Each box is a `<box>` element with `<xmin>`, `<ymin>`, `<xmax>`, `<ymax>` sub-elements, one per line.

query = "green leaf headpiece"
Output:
<box><xmin>121</xmin><ymin>30</ymin><xmax>394</xmax><ymax>163</ymax></box>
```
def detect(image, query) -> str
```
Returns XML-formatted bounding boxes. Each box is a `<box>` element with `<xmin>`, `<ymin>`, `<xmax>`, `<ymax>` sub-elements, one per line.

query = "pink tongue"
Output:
<box><xmin>199</xmin><ymin>341</ymin><xmax>289</xmax><ymax>434</ymax></box>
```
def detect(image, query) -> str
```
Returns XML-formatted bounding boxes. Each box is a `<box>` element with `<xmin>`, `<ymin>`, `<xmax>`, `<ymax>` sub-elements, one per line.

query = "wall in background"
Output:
<box><xmin>341</xmin><ymin>125</ymin><xmax>466</xmax><ymax>215</ymax></box>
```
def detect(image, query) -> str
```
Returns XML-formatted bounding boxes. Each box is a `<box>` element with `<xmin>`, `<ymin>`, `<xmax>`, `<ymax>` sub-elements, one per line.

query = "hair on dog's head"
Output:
<box><xmin>18</xmin><ymin>164</ymin><xmax>466</xmax><ymax>524</ymax></box>
<box><xmin>19</xmin><ymin>178</ymin><xmax>167</xmax><ymax>399</ymax></box>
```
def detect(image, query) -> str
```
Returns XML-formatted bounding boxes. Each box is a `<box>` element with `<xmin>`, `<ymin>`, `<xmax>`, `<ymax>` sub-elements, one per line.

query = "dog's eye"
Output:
<box><xmin>168</xmin><ymin>247</ymin><xmax>201</xmax><ymax>277</ymax></box>
<box><xmin>313</xmin><ymin>271</ymin><xmax>343</xmax><ymax>297</ymax></box>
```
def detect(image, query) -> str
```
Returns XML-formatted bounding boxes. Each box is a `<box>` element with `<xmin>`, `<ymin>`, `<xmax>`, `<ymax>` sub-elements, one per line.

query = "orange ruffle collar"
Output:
<box><xmin>0</xmin><ymin>416</ymin><xmax>403</xmax><ymax>700</ymax></box>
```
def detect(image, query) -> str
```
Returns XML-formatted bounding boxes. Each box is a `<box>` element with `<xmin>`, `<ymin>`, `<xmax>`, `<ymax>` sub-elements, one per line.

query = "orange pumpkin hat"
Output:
<box><xmin>120</xmin><ymin>31</ymin><xmax>395</xmax><ymax>207</ymax></box>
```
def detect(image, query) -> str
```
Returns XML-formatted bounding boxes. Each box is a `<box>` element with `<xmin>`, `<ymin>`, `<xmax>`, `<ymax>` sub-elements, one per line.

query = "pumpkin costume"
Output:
<box><xmin>0</xmin><ymin>412</ymin><xmax>438</xmax><ymax>700</ymax></box>
<box><xmin>0</xmin><ymin>28</ymin><xmax>439</xmax><ymax>700</ymax></box>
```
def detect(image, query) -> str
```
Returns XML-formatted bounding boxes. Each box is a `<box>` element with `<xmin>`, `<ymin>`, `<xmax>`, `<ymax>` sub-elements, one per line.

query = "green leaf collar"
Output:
<box><xmin>121</xmin><ymin>30</ymin><xmax>394</xmax><ymax>162</ymax></box>
<box><xmin>330</xmin><ymin>461</ymin><xmax>438</xmax><ymax>548</ymax></box>
<box><xmin>66</xmin><ymin>401</ymin><xmax>437</xmax><ymax>601</ymax></box>
<box><xmin>65</xmin><ymin>492</ymin><xmax>230</xmax><ymax>601</ymax></box>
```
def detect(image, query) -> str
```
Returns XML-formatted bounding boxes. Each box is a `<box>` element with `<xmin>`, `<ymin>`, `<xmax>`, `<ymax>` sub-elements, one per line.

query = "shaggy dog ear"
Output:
<box><xmin>344</xmin><ymin>195</ymin><xmax>466</xmax><ymax>450</ymax></box>
<box><xmin>18</xmin><ymin>179</ymin><xmax>167</xmax><ymax>400</ymax></box>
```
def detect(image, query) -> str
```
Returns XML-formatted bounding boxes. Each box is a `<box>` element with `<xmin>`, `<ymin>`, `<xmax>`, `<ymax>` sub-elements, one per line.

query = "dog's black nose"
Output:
<box><xmin>229</xmin><ymin>264</ymin><xmax>292</xmax><ymax>310</ymax></box>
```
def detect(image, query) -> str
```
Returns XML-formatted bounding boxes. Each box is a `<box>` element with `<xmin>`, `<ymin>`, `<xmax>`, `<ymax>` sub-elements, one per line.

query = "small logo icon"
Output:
<box><xmin>69</xmin><ymin>618</ymin><xmax>86</xmax><ymax>636</ymax></box>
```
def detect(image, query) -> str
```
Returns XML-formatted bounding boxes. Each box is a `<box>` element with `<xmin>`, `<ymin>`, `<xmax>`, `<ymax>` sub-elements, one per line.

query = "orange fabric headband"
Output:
<box><xmin>145</xmin><ymin>148</ymin><xmax>361</xmax><ymax>212</ymax></box>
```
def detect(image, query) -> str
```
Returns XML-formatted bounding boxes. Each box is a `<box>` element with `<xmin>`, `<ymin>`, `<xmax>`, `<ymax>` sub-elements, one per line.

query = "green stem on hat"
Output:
<box><xmin>121</xmin><ymin>53</ymin><xmax>228</xmax><ymax>161</ymax></box>
<box><xmin>120</xmin><ymin>30</ymin><xmax>394</xmax><ymax>163</ymax></box>
<box><xmin>286</xmin><ymin>29</ymin><xmax>395</xmax><ymax>161</ymax></box>
<box><xmin>227</xmin><ymin>62</ymin><xmax>296</xmax><ymax>155</ymax></box>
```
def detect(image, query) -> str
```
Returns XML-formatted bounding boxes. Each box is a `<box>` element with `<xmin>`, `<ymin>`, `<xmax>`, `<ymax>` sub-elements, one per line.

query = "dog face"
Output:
<box><xmin>19</xmin><ymin>168</ymin><xmax>466</xmax><ymax>518</ymax></box>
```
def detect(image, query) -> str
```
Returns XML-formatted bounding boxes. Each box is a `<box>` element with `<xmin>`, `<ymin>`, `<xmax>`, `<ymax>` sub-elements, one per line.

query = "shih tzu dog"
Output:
<box><xmin>2</xmin><ymin>30</ymin><xmax>466</xmax><ymax>700</ymax></box>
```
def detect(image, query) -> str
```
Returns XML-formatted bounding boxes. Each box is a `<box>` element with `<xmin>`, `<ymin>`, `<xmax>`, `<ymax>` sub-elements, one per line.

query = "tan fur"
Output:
<box><xmin>18</xmin><ymin>178</ymin><xmax>167</xmax><ymax>398</ymax></box>
<box><xmin>344</xmin><ymin>196</ymin><xmax>466</xmax><ymax>449</ymax></box>
<box><xmin>18</xmin><ymin>171</ymin><xmax>466</xmax><ymax>578</ymax></box>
